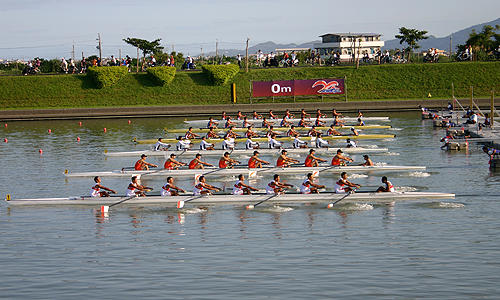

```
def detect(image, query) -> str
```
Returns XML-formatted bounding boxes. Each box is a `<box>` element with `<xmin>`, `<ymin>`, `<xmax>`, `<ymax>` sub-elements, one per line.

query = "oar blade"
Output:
<box><xmin>101</xmin><ymin>205</ymin><xmax>109</xmax><ymax>212</ymax></box>
<box><xmin>246</xmin><ymin>204</ymin><xmax>255</xmax><ymax>210</ymax></box>
<box><xmin>177</xmin><ymin>200</ymin><xmax>185</xmax><ymax>209</ymax></box>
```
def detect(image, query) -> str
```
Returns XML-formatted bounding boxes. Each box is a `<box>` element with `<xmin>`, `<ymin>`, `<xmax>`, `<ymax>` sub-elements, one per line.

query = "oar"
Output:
<box><xmin>326</xmin><ymin>190</ymin><xmax>354</xmax><ymax>208</ymax></box>
<box><xmin>246</xmin><ymin>193</ymin><xmax>281</xmax><ymax>210</ymax></box>
<box><xmin>101</xmin><ymin>195</ymin><xmax>137</xmax><ymax>212</ymax></box>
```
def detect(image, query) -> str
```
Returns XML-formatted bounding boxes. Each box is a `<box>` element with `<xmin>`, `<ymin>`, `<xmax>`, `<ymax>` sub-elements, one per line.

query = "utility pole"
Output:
<box><xmin>245</xmin><ymin>38</ymin><xmax>250</xmax><ymax>73</ymax></box>
<box><xmin>136</xmin><ymin>47</ymin><xmax>139</xmax><ymax>73</ymax></box>
<box><xmin>200</xmin><ymin>45</ymin><xmax>203</xmax><ymax>60</ymax></box>
<box><xmin>449</xmin><ymin>36</ymin><xmax>452</xmax><ymax>57</ymax></box>
<box><xmin>72</xmin><ymin>43</ymin><xmax>75</xmax><ymax>61</ymax></box>
<box><xmin>98</xmin><ymin>33</ymin><xmax>102</xmax><ymax>62</ymax></box>
<box><xmin>215</xmin><ymin>39</ymin><xmax>218</xmax><ymax>64</ymax></box>
<box><xmin>119</xmin><ymin>49</ymin><xmax>122</xmax><ymax>61</ymax></box>
<box><xmin>172</xmin><ymin>43</ymin><xmax>175</xmax><ymax>53</ymax></box>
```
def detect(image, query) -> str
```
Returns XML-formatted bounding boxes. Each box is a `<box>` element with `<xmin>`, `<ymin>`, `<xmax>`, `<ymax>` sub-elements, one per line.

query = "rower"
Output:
<box><xmin>225</xmin><ymin>126</ymin><xmax>240</xmax><ymax>139</ymax></box>
<box><xmin>298</xmin><ymin>116</ymin><xmax>311</xmax><ymax>127</ymax></box>
<box><xmin>269</xmin><ymin>133</ymin><xmax>283</xmax><ymax>149</ymax></box>
<box><xmin>334</xmin><ymin>115</ymin><xmax>345</xmax><ymax>126</ymax></box>
<box><xmin>246</xmin><ymin>136</ymin><xmax>260</xmax><ymax>149</ymax></box>
<box><xmin>135</xmin><ymin>154</ymin><xmax>158</xmax><ymax>170</ymax></box>
<box><xmin>346</xmin><ymin>138</ymin><xmax>357</xmax><ymax>148</ymax></box>
<box><xmin>207</xmin><ymin>117</ymin><xmax>219</xmax><ymax>129</ymax></box>
<box><xmin>219</xmin><ymin>152</ymin><xmax>240</xmax><ymax>168</ymax></box>
<box><xmin>285</xmin><ymin>109</ymin><xmax>295</xmax><ymax>119</ymax></box>
<box><xmin>314</xmin><ymin>117</ymin><xmax>326</xmax><ymax>127</ymax></box>
<box><xmin>252</xmin><ymin>111</ymin><xmax>262</xmax><ymax>119</ymax></box>
<box><xmin>206</xmin><ymin>127</ymin><xmax>220</xmax><ymax>139</ymax></box>
<box><xmin>350</xmin><ymin>127</ymin><xmax>359</xmax><ymax>136</ymax></box>
<box><xmin>91</xmin><ymin>176</ymin><xmax>116</xmax><ymax>197</ymax></box>
<box><xmin>360</xmin><ymin>155</ymin><xmax>374</xmax><ymax>166</ymax></box>
<box><xmin>280</xmin><ymin>113</ymin><xmax>294</xmax><ymax>127</ymax></box>
<box><xmin>184</xmin><ymin>127</ymin><xmax>200</xmax><ymax>140</ymax></box>
<box><xmin>316</xmin><ymin>109</ymin><xmax>326</xmax><ymax>119</ymax></box>
<box><xmin>266</xmin><ymin>126</ymin><xmax>279</xmax><ymax>138</ymax></box>
<box><xmin>332</xmin><ymin>109</ymin><xmax>343</xmax><ymax>118</ymax></box>
<box><xmin>221</xmin><ymin>111</ymin><xmax>228</xmax><ymax>120</ymax></box>
<box><xmin>262</xmin><ymin>117</ymin><xmax>274</xmax><ymax>128</ymax></box>
<box><xmin>164</xmin><ymin>153</ymin><xmax>186</xmax><ymax>170</ymax></box>
<box><xmin>248</xmin><ymin>151</ymin><xmax>270</xmax><ymax>168</ymax></box>
<box><xmin>376</xmin><ymin>176</ymin><xmax>395</xmax><ymax>193</ymax></box>
<box><xmin>327</xmin><ymin>125</ymin><xmax>342</xmax><ymax>136</ymax></box>
<box><xmin>440</xmin><ymin>134</ymin><xmax>454</xmax><ymax>150</ymax></box>
<box><xmin>225</xmin><ymin>116</ymin><xmax>238</xmax><ymax>128</ymax></box>
<box><xmin>356</xmin><ymin>118</ymin><xmax>365</xmax><ymax>126</ymax></box>
<box><xmin>357</xmin><ymin>110</ymin><xmax>363</xmax><ymax>118</ymax></box>
<box><xmin>331</xmin><ymin>149</ymin><xmax>353</xmax><ymax>166</ymax></box>
<box><xmin>154</xmin><ymin>138</ymin><xmax>171</xmax><ymax>151</ymax></box>
<box><xmin>447</xmin><ymin>101</ymin><xmax>453</xmax><ymax>110</ymax></box>
<box><xmin>334</xmin><ymin>172</ymin><xmax>361</xmax><ymax>193</ymax></box>
<box><xmin>161</xmin><ymin>177</ymin><xmax>186</xmax><ymax>196</ymax></box>
<box><xmin>316</xmin><ymin>133</ymin><xmax>330</xmax><ymax>148</ymax></box>
<box><xmin>269</xmin><ymin>110</ymin><xmax>278</xmax><ymax>119</ymax></box>
<box><xmin>200</xmin><ymin>136</ymin><xmax>215</xmax><ymax>150</ymax></box>
<box><xmin>242</xmin><ymin>116</ymin><xmax>251</xmax><ymax>128</ymax></box>
<box><xmin>307</xmin><ymin>125</ymin><xmax>320</xmax><ymax>137</ymax></box>
<box><xmin>287</xmin><ymin>125</ymin><xmax>300</xmax><ymax>137</ymax></box>
<box><xmin>233</xmin><ymin>174</ymin><xmax>259</xmax><ymax>195</ymax></box>
<box><xmin>126</xmin><ymin>176</ymin><xmax>152</xmax><ymax>197</ymax></box>
<box><xmin>304</xmin><ymin>149</ymin><xmax>326</xmax><ymax>167</ymax></box>
<box><xmin>293</xmin><ymin>134</ymin><xmax>308</xmax><ymax>148</ymax></box>
<box><xmin>245</xmin><ymin>125</ymin><xmax>259</xmax><ymax>138</ymax></box>
<box><xmin>483</xmin><ymin>146</ymin><xmax>500</xmax><ymax>163</ymax></box>
<box><xmin>222</xmin><ymin>136</ymin><xmax>236</xmax><ymax>150</ymax></box>
<box><xmin>266</xmin><ymin>174</ymin><xmax>293</xmax><ymax>194</ymax></box>
<box><xmin>301</xmin><ymin>109</ymin><xmax>310</xmax><ymax>118</ymax></box>
<box><xmin>236</xmin><ymin>111</ymin><xmax>246</xmax><ymax>120</ymax></box>
<box><xmin>194</xmin><ymin>175</ymin><xmax>220</xmax><ymax>195</ymax></box>
<box><xmin>300</xmin><ymin>173</ymin><xmax>325</xmax><ymax>194</ymax></box>
<box><xmin>189</xmin><ymin>153</ymin><xmax>214</xmax><ymax>169</ymax></box>
<box><xmin>277</xmin><ymin>149</ymin><xmax>300</xmax><ymax>167</ymax></box>
<box><xmin>176</xmin><ymin>136</ymin><xmax>192</xmax><ymax>151</ymax></box>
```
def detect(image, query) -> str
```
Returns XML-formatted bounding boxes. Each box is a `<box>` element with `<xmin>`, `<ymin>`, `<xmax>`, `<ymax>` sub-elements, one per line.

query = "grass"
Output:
<box><xmin>0</xmin><ymin>61</ymin><xmax>499</xmax><ymax>110</ymax></box>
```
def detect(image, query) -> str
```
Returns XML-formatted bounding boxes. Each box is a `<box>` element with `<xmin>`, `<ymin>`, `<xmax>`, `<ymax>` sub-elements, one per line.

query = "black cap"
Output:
<box><xmin>141</xmin><ymin>154</ymin><xmax>147</xmax><ymax>158</ymax></box>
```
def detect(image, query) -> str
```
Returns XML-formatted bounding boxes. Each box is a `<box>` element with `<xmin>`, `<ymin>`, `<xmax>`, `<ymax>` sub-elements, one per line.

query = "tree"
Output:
<box><xmin>462</xmin><ymin>25</ymin><xmax>500</xmax><ymax>60</ymax></box>
<box><xmin>123</xmin><ymin>37</ymin><xmax>164</xmax><ymax>58</ymax></box>
<box><xmin>395</xmin><ymin>27</ymin><xmax>429</xmax><ymax>62</ymax></box>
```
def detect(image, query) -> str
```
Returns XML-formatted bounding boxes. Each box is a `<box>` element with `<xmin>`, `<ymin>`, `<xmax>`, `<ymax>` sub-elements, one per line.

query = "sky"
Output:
<box><xmin>1</xmin><ymin>0</ymin><xmax>499</xmax><ymax>60</ymax></box>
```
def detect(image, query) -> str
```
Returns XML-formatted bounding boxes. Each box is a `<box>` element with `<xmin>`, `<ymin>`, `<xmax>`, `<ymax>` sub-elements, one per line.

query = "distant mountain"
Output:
<box><xmin>202</xmin><ymin>41</ymin><xmax>318</xmax><ymax>57</ymax></box>
<box><xmin>383</xmin><ymin>17</ymin><xmax>500</xmax><ymax>53</ymax></box>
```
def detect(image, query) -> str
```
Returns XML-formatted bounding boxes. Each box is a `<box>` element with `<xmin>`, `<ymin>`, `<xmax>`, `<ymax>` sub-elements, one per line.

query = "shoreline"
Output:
<box><xmin>0</xmin><ymin>98</ymin><xmax>496</xmax><ymax>121</ymax></box>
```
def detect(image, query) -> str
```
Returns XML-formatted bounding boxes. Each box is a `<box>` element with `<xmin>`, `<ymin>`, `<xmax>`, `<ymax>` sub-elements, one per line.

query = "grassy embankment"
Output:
<box><xmin>0</xmin><ymin>62</ymin><xmax>499</xmax><ymax>110</ymax></box>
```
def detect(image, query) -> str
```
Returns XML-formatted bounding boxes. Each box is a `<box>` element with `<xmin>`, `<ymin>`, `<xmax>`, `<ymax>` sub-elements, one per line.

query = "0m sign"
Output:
<box><xmin>252</xmin><ymin>79</ymin><xmax>345</xmax><ymax>97</ymax></box>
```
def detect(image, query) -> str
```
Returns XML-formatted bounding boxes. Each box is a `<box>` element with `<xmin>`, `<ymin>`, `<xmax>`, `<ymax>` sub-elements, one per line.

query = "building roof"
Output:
<box><xmin>319</xmin><ymin>33</ymin><xmax>383</xmax><ymax>37</ymax></box>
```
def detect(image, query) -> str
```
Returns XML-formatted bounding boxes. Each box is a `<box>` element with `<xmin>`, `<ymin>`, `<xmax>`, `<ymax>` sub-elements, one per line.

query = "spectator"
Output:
<box><xmin>61</xmin><ymin>57</ymin><xmax>68</xmax><ymax>73</ymax></box>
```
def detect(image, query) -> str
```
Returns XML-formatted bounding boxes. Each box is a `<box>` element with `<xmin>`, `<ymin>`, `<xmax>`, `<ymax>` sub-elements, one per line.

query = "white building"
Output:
<box><xmin>314</xmin><ymin>33</ymin><xmax>384</xmax><ymax>60</ymax></box>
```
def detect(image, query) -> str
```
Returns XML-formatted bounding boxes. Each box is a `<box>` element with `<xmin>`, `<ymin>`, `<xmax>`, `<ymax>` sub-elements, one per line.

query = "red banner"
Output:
<box><xmin>252</xmin><ymin>79</ymin><xmax>345</xmax><ymax>97</ymax></box>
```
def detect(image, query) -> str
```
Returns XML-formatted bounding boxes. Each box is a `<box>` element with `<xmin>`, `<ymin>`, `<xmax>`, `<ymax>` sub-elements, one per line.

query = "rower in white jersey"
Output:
<box><xmin>91</xmin><ymin>176</ymin><xmax>116</xmax><ymax>197</ymax></box>
<box><xmin>154</xmin><ymin>138</ymin><xmax>171</xmax><ymax>151</ymax></box>
<box><xmin>161</xmin><ymin>177</ymin><xmax>185</xmax><ymax>196</ymax></box>
<box><xmin>334</xmin><ymin>172</ymin><xmax>361</xmax><ymax>193</ymax></box>
<box><xmin>232</xmin><ymin>174</ymin><xmax>259</xmax><ymax>195</ymax></box>
<box><xmin>300</xmin><ymin>173</ymin><xmax>325</xmax><ymax>194</ymax></box>
<box><xmin>266</xmin><ymin>174</ymin><xmax>293</xmax><ymax>194</ymax></box>
<box><xmin>126</xmin><ymin>176</ymin><xmax>153</xmax><ymax>197</ymax></box>
<box><xmin>376</xmin><ymin>176</ymin><xmax>395</xmax><ymax>193</ymax></box>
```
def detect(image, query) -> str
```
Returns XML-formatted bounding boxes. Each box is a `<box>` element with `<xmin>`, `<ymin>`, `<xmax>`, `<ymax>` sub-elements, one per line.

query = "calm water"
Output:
<box><xmin>1</xmin><ymin>112</ymin><xmax>499</xmax><ymax>299</ymax></box>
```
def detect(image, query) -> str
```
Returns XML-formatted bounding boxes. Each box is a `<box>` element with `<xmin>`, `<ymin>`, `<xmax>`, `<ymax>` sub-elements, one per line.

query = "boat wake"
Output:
<box><xmin>332</xmin><ymin>203</ymin><xmax>374</xmax><ymax>211</ymax></box>
<box><xmin>419</xmin><ymin>202</ymin><xmax>465</xmax><ymax>209</ymax></box>
<box><xmin>378</xmin><ymin>152</ymin><xmax>400</xmax><ymax>156</ymax></box>
<box><xmin>389</xmin><ymin>127</ymin><xmax>403</xmax><ymax>131</ymax></box>
<box><xmin>261</xmin><ymin>205</ymin><xmax>294</xmax><ymax>213</ymax></box>
<box><xmin>399</xmin><ymin>171</ymin><xmax>431</xmax><ymax>178</ymax></box>
<box><xmin>395</xmin><ymin>186</ymin><xmax>418</xmax><ymax>192</ymax></box>
<box><xmin>349</xmin><ymin>173</ymin><xmax>369</xmax><ymax>179</ymax></box>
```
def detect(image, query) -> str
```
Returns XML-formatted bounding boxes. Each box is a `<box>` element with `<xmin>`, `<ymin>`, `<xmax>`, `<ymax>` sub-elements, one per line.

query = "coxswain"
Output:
<box><xmin>304</xmin><ymin>149</ymin><xmax>326</xmax><ymax>167</ymax></box>
<box><xmin>287</xmin><ymin>125</ymin><xmax>300</xmax><ymax>137</ymax></box>
<box><xmin>346</xmin><ymin>138</ymin><xmax>357</xmax><ymax>148</ymax></box>
<box><xmin>200</xmin><ymin>136</ymin><xmax>215</xmax><ymax>150</ymax></box>
<box><xmin>194</xmin><ymin>175</ymin><xmax>220</xmax><ymax>196</ymax></box>
<box><xmin>334</xmin><ymin>172</ymin><xmax>361</xmax><ymax>193</ymax></box>
<box><xmin>161</xmin><ymin>177</ymin><xmax>185</xmax><ymax>196</ymax></box>
<box><xmin>219</xmin><ymin>152</ymin><xmax>240</xmax><ymax>168</ymax></box>
<box><xmin>356</xmin><ymin>118</ymin><xmax>365</xmax><ymax>126</ymax></box>
<box><xmin>189</xmin><ymin>153</ymin><xmax>214</xmax><ymax>169</ymax></box>
<box><xmin>91</xmin><ymin>176</ymin><xmax>116</xmax><ymax>197</ymax></box>
<box><xmin>269</xmin><ymin>133</ymin><xmax>283</xmax><ymax>149</ymax></box>
<box><xmin>376</xmin><ymin>176</ymin><xmax>395</xmax><ymax>193</ymax></box>
<box><xmin>266</xmin><ymin>126</ymin><xmax>279</xmax><ymax>138</ymax></box>
<box><xmin>360</xmin><ymin>155</ymin><xmax>374</xmax><ymax>166</ymax></box>
<box><xmin>298</xmin><ymin>116</ymin><xmax>312</xmax><ymax>127</ymax></box>
<box><xmin>222</xmin><ymin>136</ymin><xmax>236</xmax><ymax>150</ymax></box>
<box><xmin>248</xmin><ymin>151</ymin><xmax>270</xmax><ymax>168</ymax></box>
<box><xmin>327</xmin><ymin>125</ymin><xmax>342</xmax><ymax>136</ymax></box>
<box><xmin>276</xmin><ymin>149</ymin><xmax>300</xmax><ymax>167</ymax></box>
<box><xmin>301</xmin><ymin>109</ymin><xmax>310</xmax><ymax>118</ymax></box>
<box><xmin>184</xmin><ymin>127</ymin><xmax>201</xmax><ymax>140</ymax></box>
<box><xmin>315</xmin><ymin>133</ymin><xmax>330</xmax><ymax>148</ymax></box>
<box><xmin>350</xmin><ymin>127</ymin><xmax>359</xmax><ymax>136</ymax></box>
<box><xmin>300</xmin><ymin>173</ymin><xmax>325</xmax><ymax>194</ymax></box>
<box><xmin>236</xmin><ymin>111</ymin><xmax>246</xmax><ymax>120</ymax></box>
<box><xmin>225</xmin><ymin>116</ymin><xmax>238</xmax><ymax>128</ymax></box>
<box><xmin>331</xmin><ymin>149</ymin><xmax>353</xmax><ymax>166</ymax></box>
<box><xmin>262</xmin><ymin>117</ymin><xmax>274</xmax><ymax>128</ymax></box>
<box><xmin>126</xmin><ymin>176</ymin><xmax>152</xmax><ymax>197</ymax></box>
<box><xmin>269</xmin><ymin>110</ymin><xmax>278</xmax><ymax>119</ymax></box>
<box><xmin>164</xmin><ymin>153</ymin><xmax>186</xmax><ymax>170</ymax></box>
<box><xmin>154</xmin><ymin>138</ymin><xmax>171</xmax><ymax>151</ymax></box>
<box><xmin>233</xmin><ymin>174</ymin><xmax>259</xmax><ymax>195</ymax></box>
<box><xmin>266</xmin><ymin>174</ymin><xmax>293</xmax><ymax>194</ymax></box>
<box><xmin>307</xmin><ymin>125</ymin><xmax>321</xmax><ymax>137</ymax></box>
<box><xmin>206</xmin><ymin>127</ymin><xmax>220</xmax><ymax>139</ymax></box>
<box><xmin>252</xmin><ymin>111</ymin><xmax>262</xmax><ymax>119</ymax></box>
<box><xmin>246</xmin><ymin>136</ymin><xmax>260</xmax><ymax>149</ymax></box>
<box><xmin>135</xmin><ymin>154</ymin><xmax>158</xmax><ymax>170</ymax></box>
<box><xmin>176</xmin><ymin>136</ymin><xmax>192</xmax><ymax>151</ymax></box>
<box><xmin>207</xmin><ymin>117</ymin><xmax>219</xmax><ymax>129</ymax></box>
<box><xmin>293</xmin><ymin>134</ymin><xmax>308</xmax><ymax>148</ymax></box>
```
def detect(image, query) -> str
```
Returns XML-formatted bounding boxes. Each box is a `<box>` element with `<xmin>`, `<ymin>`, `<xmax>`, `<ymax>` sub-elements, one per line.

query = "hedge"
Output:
<box><xmin>146</xmin><ymin>66</ymin><xmax>176</xmax><ymax>86</ymax></box>
<box><xmin>87</xmin><ymin>66</ymin><xmax>129</xmax><ymax>88</ymax></box>
<box><xmin>202</xmin><ymin>64</ymin><xmax>240</xmax><ymax>86</ymax></box>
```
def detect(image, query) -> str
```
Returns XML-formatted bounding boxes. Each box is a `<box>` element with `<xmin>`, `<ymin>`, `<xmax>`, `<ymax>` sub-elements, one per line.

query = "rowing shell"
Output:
<box><xmin>165</xmin><ymin>125</ymin><xmax>392</xmax><ymax>134</ymax></box>
<box><xmin>184</xmin><ymin>116</ymin><xmax>391</xmax><ymax>126</ymax></box>
<box><xmin>5</xmin><ymin>191</ymin><xmax>454</xmax><ymax>206</ymax></box>
<box><xmin>64</xmin><ymin>165</ymin><xmax>426</xmax><ymax>178</ymax></box>
<box><xmin>134</xmin><ymin>134</ymin><xmax>396</xmax><ymax>144</ymax></box>
<box><xmin>104</xmin><ymin>147</ymin><xmax>390</xmax><ymax>157</ymax></box>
